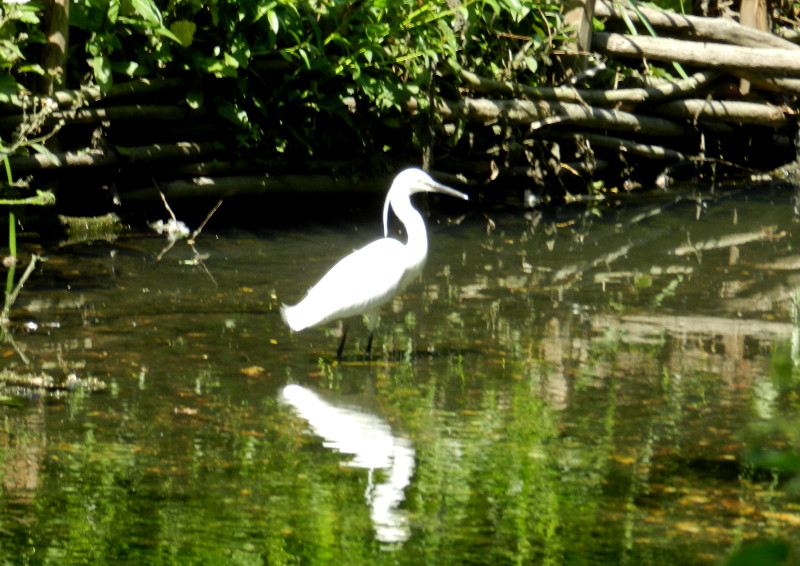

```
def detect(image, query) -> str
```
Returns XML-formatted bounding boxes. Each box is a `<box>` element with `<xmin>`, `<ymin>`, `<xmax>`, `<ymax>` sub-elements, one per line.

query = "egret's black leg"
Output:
<box><xmin>336</xmin><ymin>326</ymin><xmax>348</xmax><ymax>360</ymax></box>
<box><xmin>365</xmin><ymin>331</ymin><xmax>374</xmax><ymax>361</ymax></box>
<box><xmin>364</xmin><ymin>311</ymin><xmax>379</xmax><ymax>361</ymax></box>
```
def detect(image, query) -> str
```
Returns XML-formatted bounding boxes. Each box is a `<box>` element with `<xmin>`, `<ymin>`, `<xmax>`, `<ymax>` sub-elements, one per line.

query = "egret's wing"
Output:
<box><xmin>282</xmin><ymin>238</ymin><xmax>416</xmax><ymax>331</ymax></box>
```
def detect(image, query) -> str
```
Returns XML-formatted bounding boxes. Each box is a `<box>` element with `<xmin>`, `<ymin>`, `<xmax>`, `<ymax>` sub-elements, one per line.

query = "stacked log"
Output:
<box><xmin>418</xmin><ymin>0</ymin><xmax>799</xmax><ymax>193</ymax></box>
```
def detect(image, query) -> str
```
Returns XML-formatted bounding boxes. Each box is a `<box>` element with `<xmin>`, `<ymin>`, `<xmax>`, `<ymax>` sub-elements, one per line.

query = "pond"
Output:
<box><xmin>1</xmin><ymin>180</ymin><xmax>799</xmax><ymax>565</ymax></box>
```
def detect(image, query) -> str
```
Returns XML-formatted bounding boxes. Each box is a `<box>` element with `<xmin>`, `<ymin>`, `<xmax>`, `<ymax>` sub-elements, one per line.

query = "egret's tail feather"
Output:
<box><xmin>281</xmin><ymin>302</ymin><xmax>321</xmax><ymax>332</ymax></box>
<box><xmin>280</xmin><ymin>304</ymin><xmax>304</xmax><ymax>332</ymax></box>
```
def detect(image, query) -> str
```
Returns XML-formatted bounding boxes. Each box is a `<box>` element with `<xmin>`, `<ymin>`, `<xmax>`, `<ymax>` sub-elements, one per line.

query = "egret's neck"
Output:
<box><xmin>392</xmin><ymin>193</ymin><xmax>428</xmax><ymax>260</ymax></box>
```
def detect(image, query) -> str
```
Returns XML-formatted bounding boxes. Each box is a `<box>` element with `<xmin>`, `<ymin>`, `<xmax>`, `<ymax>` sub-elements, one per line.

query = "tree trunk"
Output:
<box><xmin>39</xmin><ymin>0</ymin><xmax>70</xmax><ymax>95</ymax></box>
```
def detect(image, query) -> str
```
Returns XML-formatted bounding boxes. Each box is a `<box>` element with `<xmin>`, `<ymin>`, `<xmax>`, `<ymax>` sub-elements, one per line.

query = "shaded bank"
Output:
<box><xmin>0</xmin><ymin>0</ymin><xmax>798</xmax><ymax>225</ymax></box>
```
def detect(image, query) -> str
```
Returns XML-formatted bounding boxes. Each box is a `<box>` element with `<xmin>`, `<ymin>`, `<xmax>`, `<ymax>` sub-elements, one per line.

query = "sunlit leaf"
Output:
<box><xmin>110</xmin><ymin>60</ymin><xmax>140</xmax><ymax>76</ymax></box>
<box><xmin>217</xmin><ymin>100</ymin><xmax>250</xmax><ymax>127</ymax></box>
<box><xmin>107</xmin><ymin>0</ymin><xmax>119</xmax><ymax>24</ymax></box>
<box><xmin>186</xmin><ymin>89</ymin><xmax>203</xmax><ymax>109</ymax></box>
<box><xmin>170</xmin><ymin>20</ymin><xmax>196</xmax><ymax>47</ymax></box>
<box><xmin>0</xmin><ymin>73</ymin><xmax>20</xmax><ymax>94</ymax></box>
<box><xmin>9</xmin><ymin>4</ymin><xmax>41</xmax><ymax>25</ymax></box>
<box><xmin>92</xmin><ymin>55</ymin><xmax>113</xmax><ymax>93</ymax></box>
<box><xmin>267</xmin><ymin>10</ymin><xmax>280</xmax><ymax>35</ymax></box>
<box><xmin>127</xmin><ymin>0</ymin><xmax>162</xmax><ymax>25</ymax></box>
<box><xmin>17</xmin><ymin>63</ymin><xmax>45</xmax><ymax>75</ymax></box>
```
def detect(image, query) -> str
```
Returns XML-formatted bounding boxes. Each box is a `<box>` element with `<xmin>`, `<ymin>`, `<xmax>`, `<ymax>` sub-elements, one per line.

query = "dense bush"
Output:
<box><xmin>2</xmin><ymin>0</ymin><xmax>563</xmax><ymax>159</ymax></box>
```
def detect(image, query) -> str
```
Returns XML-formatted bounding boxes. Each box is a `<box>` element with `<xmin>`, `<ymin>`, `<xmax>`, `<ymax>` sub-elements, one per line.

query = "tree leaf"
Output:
<box><xmin>267</xmin><ymin>10</ymin><xmax>280</xmax><ymax>35</ymax></box>
<box><xmin>186</xmin><ymin>89</ymin><xmax>203</xmax><ymax>109</ymax></box>
<box><xmin>92</xmin><ymin>55</ymin><xmax>113</xmax><ymax>93</ymax></box>
<box><xmin>127</xmin><ymin>0</ymin><xmax>162</xmax><ymax>25</ymax></box>
<box><xmin>170</xmin><ymin>20</ymin><xmax>196</xmax><ymax>48</ymax></box>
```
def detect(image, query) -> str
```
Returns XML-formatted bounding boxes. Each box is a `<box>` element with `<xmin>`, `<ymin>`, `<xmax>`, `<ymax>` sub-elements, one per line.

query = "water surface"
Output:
<box><xmin>2</xmin><ymin>182</ymin><xmax>800</xmax><ymax>565</ymax></box>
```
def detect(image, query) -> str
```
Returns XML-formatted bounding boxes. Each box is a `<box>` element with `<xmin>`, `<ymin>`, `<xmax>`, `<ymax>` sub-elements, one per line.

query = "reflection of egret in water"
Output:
<box><xmin>280</xmin><ymin>384</ymin><xmax>415</xmax><ymax>545</ymax></box>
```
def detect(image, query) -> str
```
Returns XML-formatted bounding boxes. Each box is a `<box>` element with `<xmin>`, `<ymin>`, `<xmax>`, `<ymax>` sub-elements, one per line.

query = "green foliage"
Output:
<box><xmin>20</xmin><ymin>0</ymin><xmax>562</xmax><ymax>157</ymax></box>
<box><xmin>70</xmin><ymin>0</ymin><xmax>181</xmax><ymax>93</ymax></box>
<box><xmin>0</xmin><ymin>1</ymin><xmax>46</xmax><ymax>101</ymax></box>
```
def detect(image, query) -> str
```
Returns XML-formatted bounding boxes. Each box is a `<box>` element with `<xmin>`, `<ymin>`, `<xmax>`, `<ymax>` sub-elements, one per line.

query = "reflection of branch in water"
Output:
<box><xmin>2</xmin><ymin>331</ymin><xmax>30</xmax><ymax>365</ymax></box>
<box><xmin>672</xmin><ymin>226</ymin><xmax>784</xmax><ymax>257</ymax></box>
<box><xmin>280</xmin><ymin>384</ymin><xmax>415</xmax><ymax>545</ymax></box>
<box><xmin>593</xmin><ymin>313</ymin><xmax>792</xmax><ymax>344</ymax></box>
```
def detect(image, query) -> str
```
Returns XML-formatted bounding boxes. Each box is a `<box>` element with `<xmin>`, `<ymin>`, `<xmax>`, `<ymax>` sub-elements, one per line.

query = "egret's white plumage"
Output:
<box><xmin>281</xmin><ymin>168</ymin><xmax>468</xmax><ymax>358</ymax></box>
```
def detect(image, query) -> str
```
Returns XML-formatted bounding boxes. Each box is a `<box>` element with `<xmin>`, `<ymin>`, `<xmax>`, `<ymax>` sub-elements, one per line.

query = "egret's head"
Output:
<box><xmin>383</xmin><ymin>168</ymin><xmax>469</xmax><ymax>236</ymax></box>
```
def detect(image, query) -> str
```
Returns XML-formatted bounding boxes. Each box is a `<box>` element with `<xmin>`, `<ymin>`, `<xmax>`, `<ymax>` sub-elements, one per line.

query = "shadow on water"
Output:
<box><xmin>1</xmin><ymin>181</ymin><xmax>800</xmax><ymax>564</ymax></box>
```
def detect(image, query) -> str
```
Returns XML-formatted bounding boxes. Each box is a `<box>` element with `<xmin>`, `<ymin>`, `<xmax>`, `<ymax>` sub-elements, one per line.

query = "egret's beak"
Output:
<box><xmin>423</xmin><ymin>180</ymin><xmax>470</xmax><ymax>202</ymax></box>
<box><xmin>383</xmin><ymin>179</ymin><xmax>469</xmax><ymax>237</ymax></box>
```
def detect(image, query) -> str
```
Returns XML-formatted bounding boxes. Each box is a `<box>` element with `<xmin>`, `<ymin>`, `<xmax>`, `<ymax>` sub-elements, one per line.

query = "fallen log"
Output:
<box><xmin>655</xmin><ymin>99</ymin><xmax>794</xmax><ymax>128</ymax></box>
<box><xmin>454</xmin><ymin>65</ymin><xmax>717</xmax><ymax>105</ymax></box>
<box><xmin>546</xmin><ymin>131</ymin><xmax>690</xmax><ymax>161</ymax></box>
<box><xmin>732</xmin><ymin>72</ymin><xmax>800</xmax><ymax>96</ymax></box>
<box><xmin>6</xmin><ymin>141</ymin><xmax>221</xmax><ymax>173</ymax></box>
<box><xmin>122</xmin><ymin>173</ymin><xmax>398</xmax><ymax>201</ymax></box>
<box><xmin>419</xmin><ymin>97</ymin><xmax>689</xmax><ymax>137</ymax></box>
<box><xmin>0</xmin><ymin>105</ymin><xmax>204</xmax><ymax>130</ymax></box>
<box><xmin>594</xmin><ymin>32</ymin><xmax>800</xmax><ymax>76</ymax></box>
<box><xmin>595</xmin><ymin>0</ymin><xmax>800</xmax><ymax>51</ymax></box>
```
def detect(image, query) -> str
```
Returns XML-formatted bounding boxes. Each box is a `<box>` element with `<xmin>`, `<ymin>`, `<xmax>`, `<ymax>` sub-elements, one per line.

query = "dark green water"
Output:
<box><xmin>2</xmin><ymin>182</ymin><xmax>800</xmax><ymax>565</ymax></box>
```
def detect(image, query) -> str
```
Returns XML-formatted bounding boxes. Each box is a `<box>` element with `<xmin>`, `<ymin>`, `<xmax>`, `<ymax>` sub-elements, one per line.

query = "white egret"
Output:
<box><xmin>281</xmin><ymin>168</ymin><xmax>468</xmax><ymax>359</ymax></box>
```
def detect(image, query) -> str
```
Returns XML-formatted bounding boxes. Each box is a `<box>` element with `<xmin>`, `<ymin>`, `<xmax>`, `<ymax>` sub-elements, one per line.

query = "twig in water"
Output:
<box><xmin>152</xmin><ymin>190</ymin><xmax>190</xmax><ymax>261</ymax></box>
<box><xmin>159</xmin><ymin>190</ymin><xmax>178</xmax><ymax>223</ymax></box>
<box><xmin>1</xmin><ymin>254</ymin><xmax>40</xmax><ymax>325</ymax></box>
<box><xmin>151</xmin><ymin>191</ymin><xmax>223</xmax><ymax>287</ymax></box>
<box><xmin>188</xmin><ymin>199</ymin><xmax>223</xmax><ymax>245</ymax></box>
